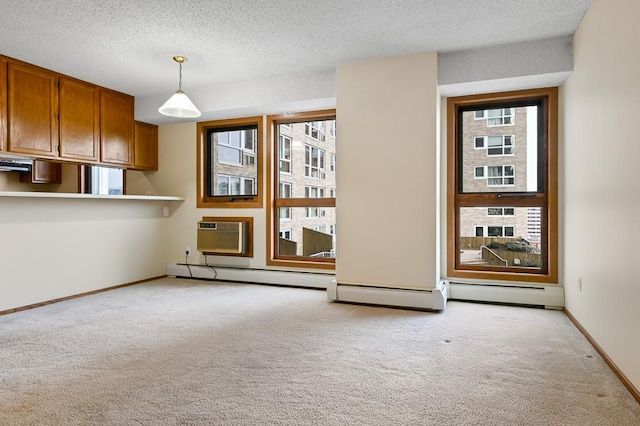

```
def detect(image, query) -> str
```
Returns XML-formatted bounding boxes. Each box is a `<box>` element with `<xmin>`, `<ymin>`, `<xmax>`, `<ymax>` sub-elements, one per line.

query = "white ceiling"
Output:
<box><xmin>0</xmin><ymin>0</ymin><xmax>592</xmax><ymax>122</ymax></box>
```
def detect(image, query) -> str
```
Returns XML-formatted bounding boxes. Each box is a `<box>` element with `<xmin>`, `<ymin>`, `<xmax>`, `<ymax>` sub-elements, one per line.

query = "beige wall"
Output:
<box><xmin>0</xmin><ymin>162</ymin><xmax>78</xmax><ymax>193</ymax></box>
<box><xmin>127</xmin><ymin>122</ymin><xmax>270</xmax><ymax>270</ymax></box>
<box><xmin>0</xmin><ymin>196</ymin><xmax>171</xmax><ymax>311</ymax></box>
<box><xmin>562</xmin><ymin>0</ymin><xmax>640</xmax><ymax>389</ymax></box>
<box><xmin>335</xmin><ymin>52</ymin><xmax>440</xmax><ymax>289</ymax></box>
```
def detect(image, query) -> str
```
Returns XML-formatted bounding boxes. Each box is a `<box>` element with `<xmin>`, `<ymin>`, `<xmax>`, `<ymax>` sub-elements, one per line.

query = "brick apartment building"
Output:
<box><xmin>459</xmin><ymin>106</ymin><xmax>540</xmax><ymax>244</ymax></box>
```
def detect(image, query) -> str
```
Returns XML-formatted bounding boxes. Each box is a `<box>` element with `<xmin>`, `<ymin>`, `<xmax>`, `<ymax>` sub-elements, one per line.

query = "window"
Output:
<box><xmin>448</xmin><ymin>88</ymin><xmax>558</xmax><ymax>283</ymax></box>
<box><xmin>267</xmin><ymin>110</ymin><xmax>336</xmax><ymax>269</ymax></box>
<box><xmin>279</xmin><ymin>135</ymin><xmax>291</xmax><ymax>173</ymax></box>
<box><xmin>475</xmin><ymin>135</ymin><xmax>514</xmax><ymax>155</ymax></box>
<box><xmin>305</xmin><ymin>186</ymin><xmax>324</xmax><ymax>198</ymax></box>
<box><xmin>305</xmin><ymin>145</ymin><xmax>325</xmax><ymax>179</ymax></box>
<box><xmin>279</xmin><ymin>182</ymin><xmax>292</xmax><ymax>220</ymax></box>
<box><xmin>487</xmin><ymin>226</ymin><xmax>515</xmax><ymax>237</ymax></box>
<box><xmin>217</xmin><ymin>174</ymin><xmax>254</xmax><ymax>196</ymax></box>
<box><xmin>279</xmin><ymin>230</ymin><xmax>292</xmax><ymax>240</ymax></box>
<box><xmin>279</xmin><ymin>182</ymin><xmax>292</xmax><ymax>198</ymax></box>
<box><xmin>197</xmin><ymin>116</ymin><xmax>263</xmax><ymax>208</ymax></box>
<box><xmin>81</xmin><ymin>166</ymin><xmax>125</xmax><ymax>195</ymax></box>
<box><xmin>488</xmin><ymin>207</ymin><xmax>515</xmax><ymax>216</ymax></box>
<box><xmin>305</xmin><ymin>121</ymin><xmax>325</xmax><ymax>141</ymax></box>
<box><xmin>487</xmin><ymin>108</ymin><xmax>514</xmax><ymax>126</ymax></box>
<box><xmin>487</xmin><ymin>165</ymin><xmax>515</xmax><ymax>186</ymax></box>
<box><xmin>279</xmin><ymin>207</ymin><xmax>291</xmax><ymax>220</ymax></box>
<box><xmin>487</xmin><ymin>135</ymin><xmax>514</xmax><ymax>156</ymax></box>
<box><xmin>474</xmin><ymin>165</ymin><xmax>515</xmax><ymax>186</ymax></box>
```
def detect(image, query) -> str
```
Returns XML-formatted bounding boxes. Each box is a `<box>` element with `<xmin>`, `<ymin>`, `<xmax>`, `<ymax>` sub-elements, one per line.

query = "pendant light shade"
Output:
<box><xmin>159</xmin><ymin>56</ymin><xmax>201</xmax><ymax>118</ymax></box>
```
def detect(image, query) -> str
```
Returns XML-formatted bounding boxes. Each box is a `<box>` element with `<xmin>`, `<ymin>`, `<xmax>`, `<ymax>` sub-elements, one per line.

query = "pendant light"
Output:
<box><xmin>158</xmin><ymin>55</ymin><xmax>201</xmax><ymax>118</ymax></box>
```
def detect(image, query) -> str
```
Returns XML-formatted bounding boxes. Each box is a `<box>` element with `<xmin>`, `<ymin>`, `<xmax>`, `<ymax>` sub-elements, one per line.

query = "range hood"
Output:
<box><xmin>0</xmin><ymin>154</ymin><xmax>33</xmax><ymax>172</ymax></box>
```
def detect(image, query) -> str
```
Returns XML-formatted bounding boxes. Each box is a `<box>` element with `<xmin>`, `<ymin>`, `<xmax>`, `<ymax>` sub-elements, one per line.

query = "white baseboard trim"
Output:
<box><xmin>328</xmin><ymin>281</ymin><xmax>447</xmax><ymax>311</ymax></box>
<box><xmin>447</xmin><ymin>280</ymin><xmax>564</xmax><ymax>309</ymax></box>
<box><xmin>166</xmin><ymin>262</ymin><xmax>334</xmax><ymax>289</ymax></box>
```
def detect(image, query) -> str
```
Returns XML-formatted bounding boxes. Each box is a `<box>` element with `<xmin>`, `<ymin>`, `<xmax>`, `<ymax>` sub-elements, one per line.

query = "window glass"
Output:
<box><xmin>459</xmin><ymin>206</ymin><xmax>542</xmax><ymax>270</ymax></box>
<box><xmin>197</xmin><ymin>117</ymin><xmax>263</xmax><ymax>207</ymax></box>
<box><xmin>268</xmin><ymin>112</ymin><xmax>336</xmax><ymax>268</ymax></box>
<box><xmin>462</xmin><ymin>106</ymin><xmax>537</xmax><ymax>193</ymax></box>
<box><xmin>276</xmin><ymin>207</ymin><xmax>336</xmax><ymax>258</ymax></box>
<box><xmin>279</xmin><ymin>135</ymin><xmax>292</xmax><ymax>173</ymax></box>
<box><xmin>86</xmin><ymin>166</ymin><xmax>124</xmax><ymax>195</ymax></box>
<box><xmin>448</xmin><ymin>88</ymin><xmax>557</xmax><ymax>282</ymax></box>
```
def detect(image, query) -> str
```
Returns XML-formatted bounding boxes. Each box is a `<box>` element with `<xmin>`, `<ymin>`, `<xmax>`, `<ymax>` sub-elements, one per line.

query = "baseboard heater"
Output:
<box><xmin>446</xmin><ymin>280</ymin><xmax>564</xmax><ymax>309</ymax></box>
<box><xmin>327</xmin><ymin>281</ymin><xmax>448</xmax><ymax>311</ymax></box>
<box><xmin>166</xmin><ymin>262</ymin><xmax>334</xmax><ymax>289</ymax></box>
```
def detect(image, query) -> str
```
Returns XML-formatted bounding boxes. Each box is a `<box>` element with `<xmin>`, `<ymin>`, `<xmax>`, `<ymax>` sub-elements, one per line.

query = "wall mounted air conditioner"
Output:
<box><xmin>197</xmin><ymin>221</ymin><xmax>247</xmax><ymax>254</ymax></box>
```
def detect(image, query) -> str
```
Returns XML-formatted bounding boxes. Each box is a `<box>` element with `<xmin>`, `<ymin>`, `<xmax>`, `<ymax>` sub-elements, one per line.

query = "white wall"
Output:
<box><xmin>335</xmin><ymin>52</ymin><xmax>440</xmax><ymax>289</ymax></box>
<box><xmin>562</xmin><ymin>0</ymin><xmax>640</xmax><ymax>390</ymax></box>
<box><xmin>0</xmin><ymin>196</ymin><xmax>171</xmax><ymax>312</ymax></box>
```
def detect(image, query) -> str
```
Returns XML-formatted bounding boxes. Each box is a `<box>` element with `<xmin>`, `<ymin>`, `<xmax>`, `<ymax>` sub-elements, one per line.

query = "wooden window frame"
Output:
<box><xmin>266</xmin><ymin>109</ymin><xmax>336</xmax><ymax>270</ymax></box>
<box><xmin>196</xmin><ymin>116</ymin><xmax>264</xmax><ymax>208</ymax></box>
<box><xmin>447</xmin><ymin>87</ymin><xmax>558</xmax><ymax>283</ymax></box>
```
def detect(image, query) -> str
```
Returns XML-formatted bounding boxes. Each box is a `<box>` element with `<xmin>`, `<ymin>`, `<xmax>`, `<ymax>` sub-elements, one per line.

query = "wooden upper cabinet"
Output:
<box><xmin>100</xmin><ymin>88</ymin><xmax>134</xmax><ymax>166</ymax></box>
<box><xmin>0</xmin><ymin>56</ymin><xmax>7</xmax><ymax>151</ymax></box>
<box><xmin>133</xmin><ymin>121</ymin><xmax>158</xmax><ymax>170</ymax></box>
<box><xmin>59</xmin><ymin>77</ymin><xmax>100</xmax><ymax>162</ymax></box>
<box><xmin>7</xmin><ymin>60</ymin><xmax>59</xmax><ymax>157</ymax></box>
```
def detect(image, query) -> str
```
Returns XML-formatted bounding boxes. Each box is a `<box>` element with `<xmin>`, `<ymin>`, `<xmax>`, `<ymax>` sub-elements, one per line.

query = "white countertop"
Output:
<box><xmin>0</xmin><ymin>191</ymin><xmax>184</xmax><ymax>201</ymax></box>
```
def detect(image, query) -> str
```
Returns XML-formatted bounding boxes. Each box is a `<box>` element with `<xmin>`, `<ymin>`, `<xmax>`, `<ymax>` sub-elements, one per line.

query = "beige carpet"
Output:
<box><xmin>0</xmin><ymin>278</ymin><xmax>638</xmax><ymax>425</ymax></box>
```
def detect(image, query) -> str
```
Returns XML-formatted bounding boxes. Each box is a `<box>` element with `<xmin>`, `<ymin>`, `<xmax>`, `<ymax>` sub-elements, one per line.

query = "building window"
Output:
<box><xmin>280</xmin><ymin>182</ymin><xmax>292</xmax><ymax>198</ymax></box>
<box><xmin>196</xmin><ymin>116</ymin><xmax>263</xmax><ymax>208</ymax></box>
<box><xmin>279</xmin><ymin>134</ymin><xmax>292</xmax><ymax>173</ymax></box>
<box><xmin>448</xmin><ymin>88</ymin><xmax>558</xmax><ymax>283</ymax></box>
<box><xmin>279</xmin><ymin>207</ymin><xmax>291</xmax><ymax>220</ymax></box>
<box><xmin>267</xmin><ymin>110</ymin><xmax>336</xmax><ymax>269</ymax></box>
<box><xmin>305</xmin><ymin>186</ymin><xmax>324</xmax><ymax>198</ymax></box>
<box><xmin>474</xmin><ymin>108</ymin><xmax>514</xmax><ymax>126</ymax></box>
<box><xmin>475</xmin><ymin>135</ymin><xmax>514</xmax><ymax>155</ymax></box>
<box><xmin>279</xmin><ymin>230</ymin><xmax>292</xmax><ymax>240</ymax></box>
<box><xmin>305</xmin><ymin>121</ymin><xmax>326</xmax><ymax>141</ymax></box>
<box><xmin>217</xmin><ymin>129</ymin><xmax>255</xmax><ymax>165</ymax></box>
<box><xmin>305</xmin><ymin>145</ymin><xmax>325</xmax><ymax>179</ymax></box>
<box><xmin>487</xmin><ymin>226</ymin><xmax>515</xmax><ymax>237</ymax></box>
<box><xmin>488</xmin><ymin>207</ymin><xmax>515</xmax><ymax>216</ymax></box>
<box><xmin>487</xmin><ymin>165</ymin><xmax>515</xmax><ymax>186</ymax></box>
<box><xmin>217</xmin><ymin>174</ymin><xmax>254</xmax><ymax>196</ymax></box>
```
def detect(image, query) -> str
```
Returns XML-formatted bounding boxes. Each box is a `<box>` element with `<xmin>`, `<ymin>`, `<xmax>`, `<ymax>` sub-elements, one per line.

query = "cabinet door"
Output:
<box><xmin>133</xmin><ymin>121</ymin><xmax>158</xmax><ymax>170</ymax></box>
<box><xmin>19</xmin><ymin>159</ymin><xmax>62</xmax><ymax>184</ymax></box>
<box><xmin>59</xmin><ymin>77</ymin><xmax>100</xmax><ymax>162</ymax></box>
<box><xmin>0</xmin><ymin>56</ymin><xmax>7</xmax><ymax>151</ymax></box>
<box><xmin>100</xmin><ymin>88</ymin><xmax>133</xmax><ymax>166</ymax></box>
<box><xmin>7</xmin><ymin>61</ymin><xmax>59</xmax><ymax>156</ymax></box>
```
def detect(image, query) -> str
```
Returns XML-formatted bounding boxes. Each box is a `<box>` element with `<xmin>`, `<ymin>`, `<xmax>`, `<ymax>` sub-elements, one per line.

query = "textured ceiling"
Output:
<box><xmin>0</xmin><ymin>0</ymin><xmax>592</xmax><ymax>117</ymax></box>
